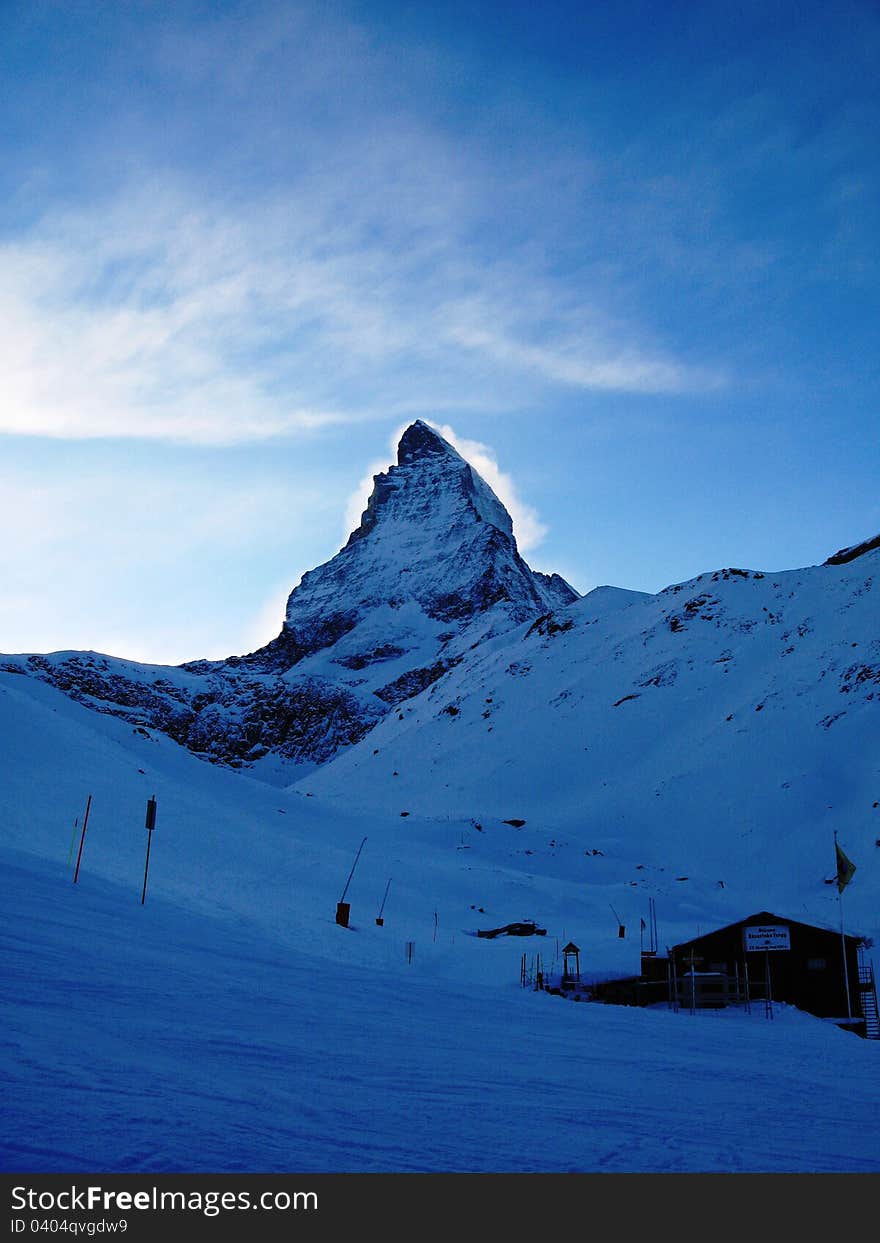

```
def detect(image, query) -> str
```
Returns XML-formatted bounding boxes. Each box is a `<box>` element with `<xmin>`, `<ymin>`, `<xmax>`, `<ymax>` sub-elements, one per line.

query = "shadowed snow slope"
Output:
<box><xmin>2</xmin><ymin>664</ymin><xmax>879</xmax><ymax>1174</ymax></box>
<box><xmin>299</xmin><ymin>553</ymin><xmax>880</xmax><ymax>941</ymax></box>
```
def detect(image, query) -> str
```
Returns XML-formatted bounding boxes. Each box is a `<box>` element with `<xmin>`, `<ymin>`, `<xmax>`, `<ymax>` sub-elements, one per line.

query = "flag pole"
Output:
<box><xmin>834</xmin><ymin>831</ymin><xmax>853</xmax><ymax>1021</ymax></box>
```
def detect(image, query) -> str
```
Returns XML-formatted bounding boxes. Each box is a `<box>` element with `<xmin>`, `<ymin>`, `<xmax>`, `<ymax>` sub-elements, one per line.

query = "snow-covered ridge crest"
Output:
<box><xmin>824</xmin><ymin>532</ymin><xmax>880</xmax><ymax>566</ymax></box>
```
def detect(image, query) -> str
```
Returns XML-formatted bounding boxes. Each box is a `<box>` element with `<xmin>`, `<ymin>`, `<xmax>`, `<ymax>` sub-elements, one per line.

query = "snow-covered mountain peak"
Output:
<box><xmin>346</xmin><ymin>420</ymin><xmax>514</xmax><ymax>548</ymax></box>
<box><xmin>284</xmin><ymin>422</ymin><xmax>575</xmax><ymax>653</ymax></box>
<box><xmin>396</xmin><ymin>419</ymin><xmax>462</xmax><ymax>465</ymax></box>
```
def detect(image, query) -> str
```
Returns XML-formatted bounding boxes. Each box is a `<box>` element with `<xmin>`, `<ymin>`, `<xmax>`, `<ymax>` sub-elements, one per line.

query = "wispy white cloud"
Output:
<box><xmin>0</xmin><ymin>191</ymin><xmax>358</xmax><ymax>445</ymax></box>
<box><xmin>0</xmin><ymin>135</ymin><xmax>721</xmax><ymax>447</ymax></box>
<box><xmin>429</xmin><ymin>423</ymin><xmax>548</xmax><ymax>553</ymax></box>
<box><xmin>440</xmin><ymin>296</ymin><xmax>722</xmax><ymax>396</ymax></box>
<box><xmin>0</xmin><ymin>1</ymin><xmax>740</xmax><ymax>455</ymax></box>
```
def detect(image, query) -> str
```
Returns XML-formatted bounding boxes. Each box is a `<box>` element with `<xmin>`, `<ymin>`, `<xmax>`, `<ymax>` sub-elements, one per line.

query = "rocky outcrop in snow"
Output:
<box><xmin>824</xmin><ymin>533</ymin><xmax>880</xmax><ymax>566</ymax></box>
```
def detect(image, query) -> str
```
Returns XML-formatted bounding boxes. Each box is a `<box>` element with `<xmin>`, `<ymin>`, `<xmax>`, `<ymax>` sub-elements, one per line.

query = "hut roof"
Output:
<box><xmin>673</xmin><ymin>911</ymin><xmax>864</xmax><ymax>951</ymax></box>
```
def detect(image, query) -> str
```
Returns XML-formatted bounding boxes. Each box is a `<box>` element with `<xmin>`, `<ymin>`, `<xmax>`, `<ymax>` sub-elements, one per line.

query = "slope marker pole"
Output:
<box><xmin>141</xmin><ymin>796</ymin><xmax>157</xmax><ymax>905</ymax></box>
<box><xmin>376</xmin><ymin>878</ymin><xmax>392</xmax><ymax>926</ymax></box>
<box><xmin>72</xmin><ymin>795</ymin><xmax>92</xmax><ymax>884</ymax></box>
<box><xmin>337</xmin><ymin>836</ymin><xmax>367</xmax><ymax>926</ymax></box>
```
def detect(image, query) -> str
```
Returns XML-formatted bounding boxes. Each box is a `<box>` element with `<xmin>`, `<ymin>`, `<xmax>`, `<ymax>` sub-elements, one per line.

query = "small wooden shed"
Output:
<box><xmin>561</xmin><ymin>941</ymin><xmax>581</xmax><ymax>989</ymax></box>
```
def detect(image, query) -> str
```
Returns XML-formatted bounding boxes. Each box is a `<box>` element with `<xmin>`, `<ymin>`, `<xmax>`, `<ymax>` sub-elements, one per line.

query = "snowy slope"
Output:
<box><xmin>3</xmin><ymin>425</ymin><xmax>880</xmax><ymax>1174</ymax></box>
<box><xmin>2</xmin><ymin>670</ymin><xmax>879</xmax><ymax>1174</ymax></box>
<box><xmin>299</xmin><ymin>554</ymin><xmax>880</xmax><ymax>942</ymax></box>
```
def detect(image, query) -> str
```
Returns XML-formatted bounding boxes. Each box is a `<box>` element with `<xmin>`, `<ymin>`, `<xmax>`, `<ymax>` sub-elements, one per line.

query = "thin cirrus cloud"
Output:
<box><xmin>441</xmin><ymin>295</ymin><xmax>723</xmax><ymax>396</ymax></box>
<box><xmin>0</xmin><ymin>164</ymin><xmax>720</xmax><ymax>448</ymax></box>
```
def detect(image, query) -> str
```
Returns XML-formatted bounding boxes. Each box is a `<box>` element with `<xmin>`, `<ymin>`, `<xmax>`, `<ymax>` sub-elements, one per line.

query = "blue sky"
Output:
<box><xmin>2</xmin><ymin>0</ymin><xmax>878</xmax><ymax>662</ymax></box>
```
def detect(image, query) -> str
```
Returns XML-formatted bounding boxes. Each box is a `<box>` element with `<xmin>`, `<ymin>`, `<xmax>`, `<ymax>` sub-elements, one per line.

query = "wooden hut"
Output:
<box><xmin>671</xmin><ymin>911</ymin><xmax>876</xmax><ymax>1036</ymax></box>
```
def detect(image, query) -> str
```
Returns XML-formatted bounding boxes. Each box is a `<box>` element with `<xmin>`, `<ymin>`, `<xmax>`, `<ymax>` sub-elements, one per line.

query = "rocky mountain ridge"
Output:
<box><xmin>1</xmin><ymin>422</ymin><xmax>578</xmax><ymax>779</ymax></box>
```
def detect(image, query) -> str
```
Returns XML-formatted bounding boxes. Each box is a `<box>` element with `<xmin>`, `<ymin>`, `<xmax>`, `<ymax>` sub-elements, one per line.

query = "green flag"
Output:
<box><xmin>836</xmin><ymin>842</ymin><xmax>856</xmax><ymax>893</ymax></box>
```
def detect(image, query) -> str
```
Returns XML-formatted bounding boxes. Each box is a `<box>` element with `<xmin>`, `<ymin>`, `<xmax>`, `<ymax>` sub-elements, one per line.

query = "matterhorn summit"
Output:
<box><xmin>263</xmin><ymin>420</ymin><xmax>578</xmax><ymax>674</ymax></box>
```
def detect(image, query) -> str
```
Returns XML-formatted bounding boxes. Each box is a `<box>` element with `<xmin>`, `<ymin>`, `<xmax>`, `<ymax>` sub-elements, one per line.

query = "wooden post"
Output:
<box><xmin>141</xmin><ymin>796</ymin><xmax>157</xmax><ymax>905</ymax></box>
<box><xmin>764</xmin><ymin>949</ymin><xmax>773</xmax><ymax>1020</ymax></box>
<box><xmin>669</xmin><ymin>948</ymin><xmax>680</xmax><ymax>1012</ymax></box>
<box><xmin>72</xmin><ymin>795</ymin><xmax>92</xmax><ymax>884</ymax></box>
<box><xmin>667</xmin><ymin>954</ymin><xmax>673</xmax><ymax>1009</ymax></box>
<box><xmin>681</xmin><ymin>948</ymin><xmax>698</xmax><ymax>1014</ymax></box>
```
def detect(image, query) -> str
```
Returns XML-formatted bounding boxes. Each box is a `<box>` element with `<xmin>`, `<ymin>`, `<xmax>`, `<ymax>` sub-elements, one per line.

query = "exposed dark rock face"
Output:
<box><xmin>824</xmin><ymin>534</ymin><xmax>880</xmax><ymax>566</ymax></box>
<box><xmin>374</xmin><ymin>659</ymin><xmax>461</xmax><ymax>705</ymax></box>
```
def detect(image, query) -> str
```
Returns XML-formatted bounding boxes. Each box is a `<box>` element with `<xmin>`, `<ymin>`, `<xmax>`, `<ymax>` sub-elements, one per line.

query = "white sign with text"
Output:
<box><xmin>743</xmin><ymin>924</ymin><xmax>791</xmax><ymax>952</ymax></box>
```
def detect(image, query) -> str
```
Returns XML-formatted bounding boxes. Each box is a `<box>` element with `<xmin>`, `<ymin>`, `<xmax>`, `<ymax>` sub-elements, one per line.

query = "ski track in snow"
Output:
<box><xmin>3</xmin><ymin>848</ymin><xmax>879</xmax><ymax>1175</ymax></box>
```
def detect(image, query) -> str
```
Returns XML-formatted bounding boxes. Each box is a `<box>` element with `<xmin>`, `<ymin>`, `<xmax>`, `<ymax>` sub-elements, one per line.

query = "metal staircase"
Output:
<box><xmin>857</xmin><ymin>947</ymin><xmax>879</xmax><ymax>1039</ymax></box>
